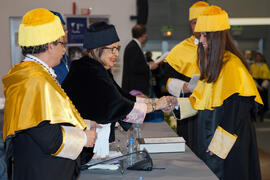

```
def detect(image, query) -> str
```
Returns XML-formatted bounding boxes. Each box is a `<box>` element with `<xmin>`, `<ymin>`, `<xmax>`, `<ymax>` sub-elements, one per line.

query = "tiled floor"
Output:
<box><xmin>255</xmin><ymin>119</ymin><xmax>270</xmax><ymax>180</ymax></box>
<box><xmin>259</xmin><ymin>148</ymin><xmax>270</xmax><ymax>180</ymax></box>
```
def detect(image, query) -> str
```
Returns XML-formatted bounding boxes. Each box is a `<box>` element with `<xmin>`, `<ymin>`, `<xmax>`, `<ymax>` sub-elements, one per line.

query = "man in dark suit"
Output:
<box><xmin>122</xmin><ymin>24</ymin><xmax>157</xmax><ymax>96</ymax></box>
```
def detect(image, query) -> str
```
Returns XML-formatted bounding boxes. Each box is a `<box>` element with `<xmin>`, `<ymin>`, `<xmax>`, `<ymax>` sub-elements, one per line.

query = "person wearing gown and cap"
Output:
<box><xmin>62</xmin><ymin>22</ymin><xmax>176</xmax><ymax>158</ymax></box>
<box><xmin>163</xmin><ymin>1</ymin><xmax>209</xmax><ymax>155</ymax></box>
<box><xmin>2</xmin><ymin>8</ymin><xmax>97</xmax><ymax>180</ymax></box>
<box><xmin>176</xmin><ymin>6</ymin><xmax>262</xmax><ymax>180</ymax></box>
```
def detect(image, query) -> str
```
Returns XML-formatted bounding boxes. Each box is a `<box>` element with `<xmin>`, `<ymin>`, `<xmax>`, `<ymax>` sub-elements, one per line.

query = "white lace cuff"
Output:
<box><xmin>123</xmin><ymin>102</ymin><xmax>147</xmax><ymax>124</ymax></box>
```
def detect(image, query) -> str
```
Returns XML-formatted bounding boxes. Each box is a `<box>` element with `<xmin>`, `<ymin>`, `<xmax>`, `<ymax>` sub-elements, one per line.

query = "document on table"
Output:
<box><xmin>137</xmin><ymin>137</ymin><xmax>185</xmax><ymax>153</ymax></box>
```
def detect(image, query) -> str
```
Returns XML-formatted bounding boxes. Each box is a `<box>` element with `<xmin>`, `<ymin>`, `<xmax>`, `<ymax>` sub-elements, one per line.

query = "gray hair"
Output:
<box><xmin>87</xmin><ymin>47</ymin><xmax>105</xmax><ymax>66</ymax></box>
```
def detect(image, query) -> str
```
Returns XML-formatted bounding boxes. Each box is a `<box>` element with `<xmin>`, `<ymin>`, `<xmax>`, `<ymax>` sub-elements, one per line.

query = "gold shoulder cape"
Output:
<box><xmin>165</xmin><ymin>36</ymin><xmax>200</xmax><ymax>78</ymax></box>
<box><xmin>189</xmin><ymin>51</ymin><xmax>263</xmax><ymax>110</ymax></box>
<box><xmin>2</xmin><ymin>61</ymin><xmax>86</xmax><ymax>140</ymax></box>
<box><xmin>250</xmin><ymin>63</ymin><xmax>270</xmax><ymax>79</ymax></box>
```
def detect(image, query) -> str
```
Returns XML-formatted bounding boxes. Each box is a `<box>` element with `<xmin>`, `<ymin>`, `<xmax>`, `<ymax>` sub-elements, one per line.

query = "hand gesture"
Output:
<box><xmin>84</xmin><ymin>129</ymin><xmax>97</xmax><ymax>147</ymax></box>
<box><xmin>156</xmin><ymin>96</ymin><xmax>177</xmax><ymax>112</ymax></box>
<box><xmin>148</xmin><ymin>61</ymin><xmax>158</xmax><ymax>70</ymax></box>
<box><xmin>183</xmin><ymin>82</ymin><xmax>192</xmax><ymax>93</ymax></box>
<box><xmin>162</xmin><ymin>96</ymin><xmax>178</xmax><ymax>112</ymax></box>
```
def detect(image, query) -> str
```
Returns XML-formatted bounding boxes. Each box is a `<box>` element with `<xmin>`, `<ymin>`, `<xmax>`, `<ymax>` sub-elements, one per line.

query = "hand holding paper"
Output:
<box><xmin>93</xmin><ymin>123</ymin><xmax>111</xmax><ymax>158</ymax></box>
<box><xmin>187</xmin><ymin>74</ymin><xmax>200</xmax><ymax>92</ymax></box>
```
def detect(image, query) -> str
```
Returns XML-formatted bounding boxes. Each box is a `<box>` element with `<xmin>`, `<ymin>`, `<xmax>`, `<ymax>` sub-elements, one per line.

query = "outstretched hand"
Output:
<box><xmin>156</xmin><ymin>96</ymin><xmax>177</xmax><ymax>112</ymax></box>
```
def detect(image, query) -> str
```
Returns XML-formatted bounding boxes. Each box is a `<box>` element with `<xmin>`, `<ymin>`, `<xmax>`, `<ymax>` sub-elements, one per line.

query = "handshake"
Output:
<box><xmin>147</xmin><ymin>96</ymin><xmax>178</xmax><ymax>113</ymax></box>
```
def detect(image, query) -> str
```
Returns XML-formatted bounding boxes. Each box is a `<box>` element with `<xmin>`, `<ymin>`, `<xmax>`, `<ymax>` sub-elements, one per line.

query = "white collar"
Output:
<box><xmin>24</xmin><ymin>54</ymin><xmax>57</xmax><ymax>79</ymax></box>
<box><xmin>133</xmin><ymin>38</ymin><xmax>142</xmax><ymax>49</ymax></box>
<box><xmin>194</xmin><ymin>38</ymin><xmax>199</xmax><ymax>45</ymax></box>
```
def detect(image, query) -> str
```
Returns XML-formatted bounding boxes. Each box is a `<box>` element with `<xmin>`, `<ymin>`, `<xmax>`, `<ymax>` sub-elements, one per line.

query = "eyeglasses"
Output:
<box><xmin>102</xmin><ymin>46</ymin><xmax>121</xmax><ymax>54</ymax></box>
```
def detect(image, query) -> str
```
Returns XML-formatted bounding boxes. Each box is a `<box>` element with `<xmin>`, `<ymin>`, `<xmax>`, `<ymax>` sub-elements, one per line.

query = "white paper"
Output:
<box><xmin>155</xmin><ymin>51</ymin><xmax>169</xmax><ymax>64</ymax></box>
<box><xmin>187</xmin><ymin>74</ymin><xmax>200</xmax><ymax>92</ymax></box>
<box><xmin>0</xmin><ymin>98</ymin><xmax>5</xmax><ymax>110</ymax></box>
<box><xmin>88</xmin><ymin>164</ymin><xmax>119</xmax><ymax>170</ymax></box>
<box><xmin>87</xmin><ymin>151</ymin><xmax>123</xmax><ymax>166</ymax></box>
<box><xmin>144</xmin><ymin>137</ymin><xmax>185</xmax><ymax>144</ymax></box>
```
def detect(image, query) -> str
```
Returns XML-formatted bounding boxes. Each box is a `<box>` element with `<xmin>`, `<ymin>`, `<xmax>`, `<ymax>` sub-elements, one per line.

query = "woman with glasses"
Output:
<box><xmin>62</xmin><ymin>22</ymin><xmax>176</xmax><ymax>159</ymax></box>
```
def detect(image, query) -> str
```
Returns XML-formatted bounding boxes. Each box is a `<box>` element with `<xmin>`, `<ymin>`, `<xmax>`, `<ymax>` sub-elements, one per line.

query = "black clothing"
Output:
<box><xmin>196</xmin><ymin>94</ymin><xmax>261</xmax><ymax>180</ymax></box>
<box><xmin>164</xmin><ymin>62</ymin><xmax>191</xmax><ymax>83</ymax></box>
<box><xmin>62</xmin><ymin>56</ymin><xmax>134</xmax><ymax>142</ymax></box>
<box><xmin>255</xmin><ymin>78</ymin><xmax>268</xmax><ymax>121</ymax></box>
<box><xmin>122</xmin><ymin>40</ymin><xmax>150</xmax><ymax>95</ymax></box>
<box><xmin>62</xmin><ymin>56</ymin><xmax>134</xmax><ymax>124</ymax></box>
<box><xmin>11</xmin><ymin>121</ymin><xmax>82</xmax><ymax>180</ymax></box>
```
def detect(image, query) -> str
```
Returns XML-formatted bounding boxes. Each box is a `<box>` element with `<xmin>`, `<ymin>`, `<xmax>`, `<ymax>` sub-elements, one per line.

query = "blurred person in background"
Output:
<box><xmin>68</xmin><ymin>46</ymin><xmax>82</xmax><ymax>61</ymax></box>
<box><xmin>145</xmin><ymin>51</ymin><xmax>162</xmax><ymax>98</ymax></box>
<box><xmin>122</xmin><ymin>24</ymin><xmax>158</xmax><ymax>96</ymax></box>
<box><xmin>244</xmin><ymin>49</ymin><xmax>254</xmax><ymax>65</ymax></box>
<box><xmin>250</xmin><ymin>52</ymin><xmax>270</xmax><ymax>122</ymax></box>
<box><xmin>51</xmin><ymin>11</ymin><xmax>72</xmax><ymax>84</ymax></box>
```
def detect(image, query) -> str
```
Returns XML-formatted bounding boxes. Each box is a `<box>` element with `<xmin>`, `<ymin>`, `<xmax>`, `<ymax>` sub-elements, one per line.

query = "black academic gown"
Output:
<box><xmin>196</xmin><ymin>94</ymin><xmax>261</xmax><ymax>180</ymax></box>
<box><xmin>107</xmin><ymin>70</ymin><xmax>136</xmax><ymax>141</ymax></box>
<box><xmin>189</xmin><ymin>51</ymin><xmax>262</xmax><ymax>180</ymax></box>
<box><xmin>10</xmin><ymin>121</ymin><xmax>80</xmax><ymax>180</ymax></box>
<box><xmin>62</xmin><ymin>56</ymin><xmax>134</xmax><ymax>142</ymax></box>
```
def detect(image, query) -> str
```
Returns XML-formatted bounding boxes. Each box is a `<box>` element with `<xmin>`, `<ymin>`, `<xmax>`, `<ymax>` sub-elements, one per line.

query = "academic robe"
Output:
<box><xmin>107</xmin><ymin>70</ymin><xmax>135</xmax><ymax>142</ymax></box>
<box><xmin>164</xmin><ymin>36</ymin><xmax>199</xmax><ymax>155</ymax></box>
<box><xmin>189</xmin><ymin>51</ymin><xmax>262</xmax><ymax>180</ymax></box>
<box><xmin>62</xmin><ymin>56</ymin><xmax>134</xmax><ymax>142</ymax></box>
<box><xmin>2</xmin><ymin>61</ymin><xmax>87</xmax><ymax>180</ymax></box>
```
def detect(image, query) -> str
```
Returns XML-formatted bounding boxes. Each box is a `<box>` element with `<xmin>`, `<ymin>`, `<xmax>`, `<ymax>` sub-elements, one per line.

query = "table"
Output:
<box><xmin>79</xmin><ymin>122</ymin><xmax>218</xmax><ymax>180</ymax></box>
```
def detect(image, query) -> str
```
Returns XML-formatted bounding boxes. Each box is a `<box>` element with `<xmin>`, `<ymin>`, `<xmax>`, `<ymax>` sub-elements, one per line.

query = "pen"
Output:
<box><xmin>111</xmin><ymin>162</ymin><xmax>120</xmax><ymax>165</ymax></box>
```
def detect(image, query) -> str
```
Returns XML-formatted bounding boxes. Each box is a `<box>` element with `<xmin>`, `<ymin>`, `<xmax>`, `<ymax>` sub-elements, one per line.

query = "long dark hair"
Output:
<box><xmin>198</xmin><ymin>30</ymin><xmax>249</xmax><ymax>83</ymax></box>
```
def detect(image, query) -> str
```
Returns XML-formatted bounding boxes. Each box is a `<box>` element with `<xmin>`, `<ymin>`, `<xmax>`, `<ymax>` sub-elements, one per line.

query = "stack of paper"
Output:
<box><xmin>137</xmin><ymin>137</ymin><xmax>185</xmax><ymax>153</ymax></box>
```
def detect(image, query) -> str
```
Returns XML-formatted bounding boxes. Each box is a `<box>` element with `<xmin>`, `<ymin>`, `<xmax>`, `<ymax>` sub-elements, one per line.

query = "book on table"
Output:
<box><xmin>137</xmin><ymin>137</ymin><xmax>185</xmax><ymax>153</ymax></box>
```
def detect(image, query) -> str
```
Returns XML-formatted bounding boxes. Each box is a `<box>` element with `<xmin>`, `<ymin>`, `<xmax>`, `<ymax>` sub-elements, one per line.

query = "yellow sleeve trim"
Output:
<box><xmin>166</xmin><ymin>78</ymin><xmax>172</xmax><ymax>91</ymax></box>
<box><xmin>52</xmin><ymin>127</ymin><xmax>65</xmax><ymax>156</ymax></box>
<box><xmin>208</xmin><ymin>126</ymin><xmax>237</xmax><ymax>159</ymax></box>
<box><xmin>51</xmin><ymin>126</ymin><xmax>86</xmax><ymax>160</ymax></box>
<box><xmin>83</xmin><ymin>119</ymin><xmax>91</xmax><ymax>130</ymax></box>
<box><xmin>178</xmin><ymin>98</ymin><xmax>197</xmax><ymax>120</ymax></box>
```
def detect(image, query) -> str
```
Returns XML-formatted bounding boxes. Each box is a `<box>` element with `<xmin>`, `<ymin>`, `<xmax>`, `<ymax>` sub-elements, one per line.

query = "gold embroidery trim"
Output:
<box><xmin>208</xmin><ymin>126</ymin><xmax>237</xmax><ymax>159</ymax></box>
<box><xmin>166</xmin><ymin>78</ymin><xmax>172</xmax><ymax>91</ymax></box>
<box><xmin>178</xmin><ymin>98</ymin><xmax>197</xmax><ymax>120</ymax></box>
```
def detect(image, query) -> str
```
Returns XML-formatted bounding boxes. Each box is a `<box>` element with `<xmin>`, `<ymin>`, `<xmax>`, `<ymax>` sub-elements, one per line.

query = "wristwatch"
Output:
<box><xmin>151</xmin><ymin>99</ymin><xmax>156</xmax><ymax>111</ymax></box>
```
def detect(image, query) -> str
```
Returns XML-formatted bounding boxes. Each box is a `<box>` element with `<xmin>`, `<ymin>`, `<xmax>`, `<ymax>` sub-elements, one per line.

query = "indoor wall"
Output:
<box><xmin>0</xmin><ymin>0</ymin><xmax>137</xmax><ymax>97</ymax></box>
